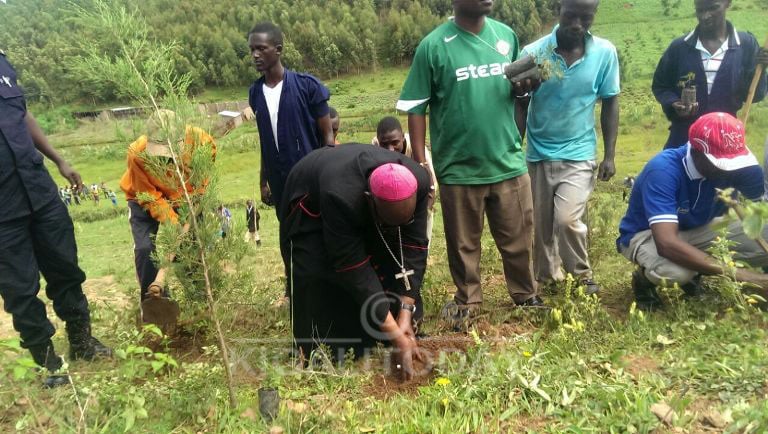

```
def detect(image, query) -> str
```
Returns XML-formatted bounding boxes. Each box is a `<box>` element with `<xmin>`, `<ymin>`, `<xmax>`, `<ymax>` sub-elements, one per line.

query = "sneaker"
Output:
<box><xmin>632</xmin><ymin>269</ymin><xmax>664</xmax><ymax>312</ymax></box>
<box><xmin>581</xmin><ymin>278</ymin><xmax>601</xmax><ymax>296</ymax></box>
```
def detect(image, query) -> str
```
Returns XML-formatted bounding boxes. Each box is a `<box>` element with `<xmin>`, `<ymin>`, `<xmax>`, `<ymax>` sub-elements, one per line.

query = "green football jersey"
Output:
<box><xmin>397</xmin><ymin>18</ymin><xmax>526</xmax><ymax>185</ymax></box>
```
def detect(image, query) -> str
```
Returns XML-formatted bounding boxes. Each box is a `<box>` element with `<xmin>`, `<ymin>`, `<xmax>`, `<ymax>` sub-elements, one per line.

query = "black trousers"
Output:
<box><xmin>0</xmin><ymin>198</ymin><xmax>89</xmax><ymax>348</ymax></box>
<box><xmin>287</xmin><ymin>231</ymin><xmax>423</xmax><ymax>361</ymax></box>
<box><xmin>128</xmin><ymin>200</ymin><xmax>160</xmax><ymax>300</ymax></box>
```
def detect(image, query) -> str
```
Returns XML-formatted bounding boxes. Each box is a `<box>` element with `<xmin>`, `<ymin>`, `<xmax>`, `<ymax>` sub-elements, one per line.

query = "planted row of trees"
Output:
<box><xmin>0</xmin><ymin>0</ymin><xmax>556</xmax><ymax>103</ymax></box>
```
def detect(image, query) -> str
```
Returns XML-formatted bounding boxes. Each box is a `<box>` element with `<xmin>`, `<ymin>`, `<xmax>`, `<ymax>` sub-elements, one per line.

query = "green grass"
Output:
<box><xmin>4</xmin><ymin>2</ymin><xmax>768</xmax><ymax>432</ymax></box>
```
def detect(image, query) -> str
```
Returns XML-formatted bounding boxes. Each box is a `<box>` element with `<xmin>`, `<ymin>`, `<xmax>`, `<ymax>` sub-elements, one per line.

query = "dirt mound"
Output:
<box><xmin>363</xmin><ymin>334</ymin><xmax>474</xmax><ymax>399</ymax></box>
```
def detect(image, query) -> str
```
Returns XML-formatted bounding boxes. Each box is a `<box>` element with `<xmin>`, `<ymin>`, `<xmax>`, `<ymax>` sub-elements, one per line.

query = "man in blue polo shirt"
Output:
<box><xmin>618</xmin><ymin>113</ymin><xmax>768</xmax><ymax>311</ymax></box>
<box><xmin>515</xmin><ymin>0</ymin><xmax>619</xmax><ymax>295</ymax></box>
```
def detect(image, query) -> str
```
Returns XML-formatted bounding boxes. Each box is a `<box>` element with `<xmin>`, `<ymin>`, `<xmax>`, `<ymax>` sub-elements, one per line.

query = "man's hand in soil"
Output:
<box><xmin>756</xmin><ymin>47</ymin><xmax>768</xmax><ymax>67</ymax></box>
<box><xmin>672</xmin><ymin>100</ymin><xmax>698</xmax><ymax>118</ymax></box>
<box><xmin>396</xmin><ymin>307</ymin><xmax>417</xmax><ymax>342</ymax></box>
<box><xmin>735</xmin><ymin>269</ymin><xmax>768</xmax><ymax>293</ymax></box>
<box><xmin>57</xmin><ymin>160</ymin><xmax>83</xmax><ymax>189</ymax></box>
<box><xmin>597</xmin><ymin>158</ymin><xmax>616</xmax><ymax>181</ymax></box>
<box><xmin>391</xmin><ymin>333</ymin><xmax>422</xmax><ymax>381</ymax></box>
<box><xmin>260</xmin><ymin>184</ymin><xmax>273</xmax><ymax>207</ymax></box>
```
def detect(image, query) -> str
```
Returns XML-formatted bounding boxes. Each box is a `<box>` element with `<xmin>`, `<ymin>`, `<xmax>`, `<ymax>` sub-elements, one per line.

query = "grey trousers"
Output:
<box><xmin>621</xmin><ymin>220</ymin><xmax>768</xmax><ymax>286</ymax></box>
<box><xmin>528</xmin><ymin>160</ymin><xmax>596</xmax><ymax>282</ymax></box>
<box><xmin>440</xmin><ymin>175</ymin><xmax>537</xmax><ymax>305</ymax></box>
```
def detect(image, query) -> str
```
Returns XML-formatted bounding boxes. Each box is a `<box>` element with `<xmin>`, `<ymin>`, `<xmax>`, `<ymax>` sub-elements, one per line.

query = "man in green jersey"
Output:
<box><xmin>397</xmin><ymin>0</ymin><xmax>544</xmax><ymax>320</ymax></box>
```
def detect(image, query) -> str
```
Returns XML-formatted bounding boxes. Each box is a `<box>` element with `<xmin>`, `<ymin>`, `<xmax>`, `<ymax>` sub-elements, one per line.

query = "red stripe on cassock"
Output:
<box><xmin>299</xmin><ymin>200</ymin><xmax>321</xmax><ymax>218</ymax></box>
<box><xmin>403</xmin><ymin>243</ymin><xmax>428</xmax><ymax>251</ymax></box>
<box><xmin>336</xmin><ymin>256</ymin><xmax>371</xmax><ymax>272</ymax></box>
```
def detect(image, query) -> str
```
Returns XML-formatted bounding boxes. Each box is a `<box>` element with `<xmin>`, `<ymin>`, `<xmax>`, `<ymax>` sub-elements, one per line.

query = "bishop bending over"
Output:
<box><xmin>279</xmin><ymin>144</ymin><xmax>431</xmax><ymax>380</ymax></box>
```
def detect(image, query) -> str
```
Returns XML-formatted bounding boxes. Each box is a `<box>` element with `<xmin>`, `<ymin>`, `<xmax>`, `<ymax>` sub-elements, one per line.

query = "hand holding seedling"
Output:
<box><xmin>672</xmin><ymin>100</ymin><xmax>698</xmax><ymax>118</ymax></box>
<box><xmin>505</xmin><ymin>55</ymin><xmax>543</xmax><ymax>97</ymax></box>
<box><xmin>512</xmin><ymin>78</ymin><xmax>542</xmax><ymax>97</ymax></box>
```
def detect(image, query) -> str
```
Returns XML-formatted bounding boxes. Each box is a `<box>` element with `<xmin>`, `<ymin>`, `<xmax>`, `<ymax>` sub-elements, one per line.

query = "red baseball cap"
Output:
<box><xmin>688</xmin><ymin>112</ymin><xmax>757</xmax><ymax>171</ymax></box>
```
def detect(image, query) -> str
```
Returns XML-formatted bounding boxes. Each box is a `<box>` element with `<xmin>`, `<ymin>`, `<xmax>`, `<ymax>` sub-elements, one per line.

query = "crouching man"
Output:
<box><xmin>618</xmin><ymin>112</ymin><xmax>768</xmax><ymax>311</ymax></box>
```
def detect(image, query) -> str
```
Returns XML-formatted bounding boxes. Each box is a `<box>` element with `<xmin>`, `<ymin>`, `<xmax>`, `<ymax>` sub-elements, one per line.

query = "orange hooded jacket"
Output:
<box><xmin>120</xmin><ymin>126</ymin><xmax>216</xmax><ymax>224</ymax></box>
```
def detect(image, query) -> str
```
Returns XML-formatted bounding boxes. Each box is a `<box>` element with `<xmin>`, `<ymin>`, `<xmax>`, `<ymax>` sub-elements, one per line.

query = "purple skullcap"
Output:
<box><xmin>369</xmin><ymin>163</ymin><xmax>417</xmax><ymax>202</ymax></box>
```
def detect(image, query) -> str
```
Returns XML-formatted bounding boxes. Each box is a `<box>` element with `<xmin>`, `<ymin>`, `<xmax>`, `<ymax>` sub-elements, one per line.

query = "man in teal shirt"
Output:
<box><xmin>515</xmin><ymin>0</ymin><xmax>620</xmax><ymax>295</ymax></box>
<box><xmin>398</xmin><ymin>0</ymin><xmax>544</xmax><ymax>321</ymax></box>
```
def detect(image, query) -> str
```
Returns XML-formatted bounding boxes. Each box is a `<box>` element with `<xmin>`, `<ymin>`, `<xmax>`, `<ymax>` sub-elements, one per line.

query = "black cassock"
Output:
<box><xmin>279</xmin><ymin>145</ymin><xmax>430</xmax><ymax>359</ymax></box>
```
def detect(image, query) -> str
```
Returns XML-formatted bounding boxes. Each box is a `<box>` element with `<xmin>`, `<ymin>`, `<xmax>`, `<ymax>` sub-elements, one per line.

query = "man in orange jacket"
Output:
<box><xmin>120</xmin><ymin>110</ymin><xmax>216</xmax><ymax>301</ymax></box>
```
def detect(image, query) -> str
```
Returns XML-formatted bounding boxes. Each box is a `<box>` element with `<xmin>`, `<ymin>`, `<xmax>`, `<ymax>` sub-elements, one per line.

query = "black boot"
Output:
<box><xmin>632</xmin><ymin>269</ymin><xmax>664</xmax><ymax>312</ymax></box>
<box><xmin>66</xmin><ymin>321</ymin><xmax>112</xmax><ymax>361</ymax></box>
<box><xmin>28</xmin><ymin>341</ymin><xmax>69</xmax><ymax>388</ymax></box>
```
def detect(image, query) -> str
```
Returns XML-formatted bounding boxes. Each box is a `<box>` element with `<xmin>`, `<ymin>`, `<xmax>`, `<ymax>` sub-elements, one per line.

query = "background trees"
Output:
<box><xmin>0</xmin><ymin>0</ymin><xmax>555</xmax><ymax>103</ymax></box>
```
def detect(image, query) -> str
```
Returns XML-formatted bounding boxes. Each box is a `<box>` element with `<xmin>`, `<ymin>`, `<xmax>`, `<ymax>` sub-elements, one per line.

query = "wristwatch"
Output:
<box><xmin>400</xmin><ymin>303</ymin><xmax>417</xmax><ymax>313</ymax></box>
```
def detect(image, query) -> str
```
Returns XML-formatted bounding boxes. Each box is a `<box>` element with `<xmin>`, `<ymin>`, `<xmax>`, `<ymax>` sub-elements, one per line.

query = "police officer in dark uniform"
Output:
<box><xmin>0</xmin><ymin>51</ymin><xmax>110</xmax><ymax>387</ymax></box>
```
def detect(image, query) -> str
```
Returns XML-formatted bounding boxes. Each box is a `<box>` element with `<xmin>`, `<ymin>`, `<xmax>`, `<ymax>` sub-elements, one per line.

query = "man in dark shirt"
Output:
<box><xmin>0</xmin><ymin>52</ymin><xmax>110</xmax><ymax>387</ymax></box>
<box><xmin>248</xmin><ymin>22</ymin><xmax>335</xmax><ymax>213</ymax></box>
<box><xmin>279</xmin><ymin>145</ymin><xmax>430</xmax><ymax>380</ymax></box>
<box><xmin>652</xmin><ymin>0</ymin><xmax>768</xmax><ymax>149</ymax></box>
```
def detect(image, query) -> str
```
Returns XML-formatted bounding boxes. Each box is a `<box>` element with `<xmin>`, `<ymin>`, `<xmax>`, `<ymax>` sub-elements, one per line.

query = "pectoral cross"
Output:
<box><xmin>395</xmin><ymin>267</ymin><xmax>415</xmax><ymax>291</ymax></box>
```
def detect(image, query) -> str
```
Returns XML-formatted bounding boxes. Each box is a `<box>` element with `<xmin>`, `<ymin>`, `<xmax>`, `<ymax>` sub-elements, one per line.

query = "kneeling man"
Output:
<box><xmin>280</xmin><ymin>144</ymin><xmax>430</xmax><ymax>379</ymax></box>
<box><xmin>618</xmin><ymin>113</ymin><xmax>768</xmax><ymax>311</ymax></box>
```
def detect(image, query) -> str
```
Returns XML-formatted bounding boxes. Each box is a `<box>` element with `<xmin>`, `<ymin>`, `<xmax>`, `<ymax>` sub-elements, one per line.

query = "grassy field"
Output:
<box><xmin>3</xmin><ymin>1</ymin><xmax>768</xmax><ymax>432</ymax></box>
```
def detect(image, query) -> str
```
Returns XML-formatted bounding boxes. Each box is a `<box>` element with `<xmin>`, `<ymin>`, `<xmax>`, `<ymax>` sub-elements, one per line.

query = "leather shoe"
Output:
<box><xmin>581</xmin><ymin>278</ymin><xmax>601</xmax><ymax>296</ymax></box>
<box><xmin>516</xmin><ymin>296</ymin><xmax>547</xmax><ymax>308</ymax></box>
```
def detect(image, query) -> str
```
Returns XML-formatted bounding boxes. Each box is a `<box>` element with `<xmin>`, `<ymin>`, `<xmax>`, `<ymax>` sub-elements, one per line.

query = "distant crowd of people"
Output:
<box><xmin>59</xmin><ymin>181</ymin><xmax>118</xmax><ymax>207</ymax></box>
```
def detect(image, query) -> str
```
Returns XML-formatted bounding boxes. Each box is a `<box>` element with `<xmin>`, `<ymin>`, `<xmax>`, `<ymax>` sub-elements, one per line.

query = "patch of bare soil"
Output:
<box><xmin>140</xmin><ymin>322</ymin><xmax>209</xmax><ymax>362</ymax></box>
<box><xmin>473</xmin><ymin>318</ymin><xmax>536</xmax><ymax>342</ymax></box>
<box><xmin>363</xmin><ymin>334</ymin><xmax>474</xmax><ymax>400</ymax></box>
<box><xmin>501</xmin><ymin>415</ymin><xmax>552</xmax><ymax>433</ymax></box>
<box><xmin>621</xmin><ymin>354</ymin><xmax>661</xmax><ymax>379</ymax></box>
<box><xmin>0</xmin><ymin>275</ymin><xmax>129</xmax><ymax>340</ymax></box>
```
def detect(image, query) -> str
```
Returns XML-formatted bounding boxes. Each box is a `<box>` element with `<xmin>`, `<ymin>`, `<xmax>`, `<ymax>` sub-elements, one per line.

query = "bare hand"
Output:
<box><xmin>597</xmin><ymin>159</ymin><xmax>616</xmax><ymax>181</ymax></box>
<box><xmin>735</xmin><ymin>269</ymin><xmax>768</xmax><ymax>293</ymax></box>
<box><xmin>513</xmin><ymin>78</ymin><xmax>542</xmax><ymax>96</ymax></box>
<box><xmin>756</xmin><ymin>47</ymin><xmax>768</xmax><ymax>67</ymax></box>
<box><xmin>396</xmin><ymin>309</ymin><xmax>417</xmax><ymax>342</ymax></box>
<box><xmin>260</xmin><ymin>184</ymin><xmax>273</xmax><ymax>207</ymax></box>
<box><xmin>147</xmin><ymin>283</ymin><xmax>163</xmax><ymax>298</ymax></box>
<box><xmin>672</xmin><ymin>100</ymin><xmax>698</xmax><ymax>118</ymax></box>
<box><xmin>391</xmin><ymin>334</ymin><xmax>422</xmax><ymax>381</ymax></box>
<box><xmin>57</xmin><ymin>161</ymin><xmax>82</xmax><ymax>188</ymax></box>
